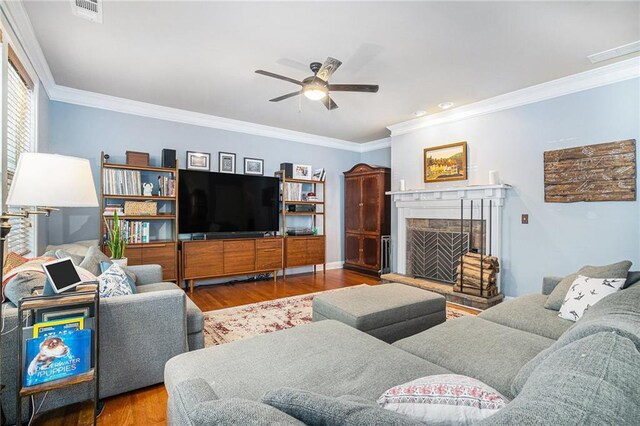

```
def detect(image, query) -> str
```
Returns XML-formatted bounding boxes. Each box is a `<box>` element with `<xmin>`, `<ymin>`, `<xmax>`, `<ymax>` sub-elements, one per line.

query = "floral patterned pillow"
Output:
<box><xmin>378</xmin><ymin>374</ymin><xmax>508</xmax><ymax>425</ymax></box>
<box><xmin>98</xmin><ymin>263</ymin><xmax>133</xmax><ymax>298</ymax></box>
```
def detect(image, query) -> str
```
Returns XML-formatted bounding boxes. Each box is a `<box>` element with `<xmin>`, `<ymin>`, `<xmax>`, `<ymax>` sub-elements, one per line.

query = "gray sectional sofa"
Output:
<box><xmin>166</xmin><ymin>275</ymin><xmax>640</xmax><ymax>425</ymax></box>
<box><xmin>1</xmin><ymin>264</ymin><xmax>205</xmax><ymax>424</ymax></box>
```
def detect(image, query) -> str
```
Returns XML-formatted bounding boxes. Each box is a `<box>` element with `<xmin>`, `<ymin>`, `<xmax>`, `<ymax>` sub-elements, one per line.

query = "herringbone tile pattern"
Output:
<box><xmin>408</xmin><ymin>230</ymin><xmax>469</xmax><ymax>283</ymax></box>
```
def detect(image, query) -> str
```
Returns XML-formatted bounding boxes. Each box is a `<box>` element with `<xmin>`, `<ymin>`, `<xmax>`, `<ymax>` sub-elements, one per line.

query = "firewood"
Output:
<box><xmin>463</xmin><ymin>252</ymin><xmax>499</xmax><ymax>263</ymax></box>
<box><xmin>459</xmin><ymin>256</ymin><xmax>497</xmax><ymax>270</ymax></box>
<box><xmin>456</xmin><ymin>276</ymin><xmax>496</xmax><ymax>289</ymax></box>
<box><xmin>456</xmin><ymin>265</ymin><xmax>495</xmax><ymax>281</ymax></box>
<box><xmin>453</xmin><ymin>283</ymin><xmax>497</xmax><ymax>297</ymax></box>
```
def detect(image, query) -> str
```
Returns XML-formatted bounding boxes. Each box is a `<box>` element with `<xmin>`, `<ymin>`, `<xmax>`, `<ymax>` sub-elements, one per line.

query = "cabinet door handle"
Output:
<box><xmin>359</xmin><ymin>203</ymin><xmax>363</xmax><ymax>207</ymax></box>
<box><xmin>261</xmin><ymin>249</ymin><xmax>278</xmax><ymax>252</ymax></box>
<box><xmin>143</xmin><ymin>243</ymin><xmax>167</xmax><ymax>248</ymax></box>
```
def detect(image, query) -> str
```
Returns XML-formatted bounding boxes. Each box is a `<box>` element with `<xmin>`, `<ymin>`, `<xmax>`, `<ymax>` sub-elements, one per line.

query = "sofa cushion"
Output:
<box><xmin>544</xmin><ymin>260</ymin><xmax>632</xmax><ymax>311</ymax></box>
<box><xmin>263</xmin><ymin>387</ymin><xmax>423</xmax><ymax>426</ymax></box>
<box><xmin>483</xmin><ymin>332</ymin><xmax>640</xmax><ymax>425</ymax></box>
<box><xmin>558</xmin><ymin>275</ymin><xmax>625</xmax><ymax>321</ymax></box>
<box><xmin>100</xmin><ymin>261</ymin><xmax>137</xmax><ymax>294</ymax></box>
<box><xmin>377</xmin><ymin>374</ymin><xmax>509</xmax><ymax>425</ymax></box>
<box><xmin>80</xmin><ymin>246</ymin><xmax>113</xmax><ymax>276</ymax></box>
<box><xmin>46</xmin><ymin>240</ymin><xmax>98</xmax><ymax>257</ymax></box>
<box><xmin>4</xmin><ymin>271</ymin><xmax>44</xmax><ymax>305</ymax></box>
<box><xmin>393</xmin><ymin>317</ymin><xmax>555</xmax><ymax>398</ymax></box>
<box><xmin>137</xmin><ymin>282</ymin><xmax>204</xmax><ymax>334</ymax></box>
<box><xmin>54</xmin><ymin>249</ymin><xmax>85</xmax><ymax>266</ymax></box>
<box><xmin>98</xmin><ymin>263</ymin><xmax>133</xmax><ymax>298</ymax></box>
<box><xmin>165</xmin><ymin>320</ymin><xmax>451</xmax><ymax>403</ymax></box>
<box><xmin>478</xmin><ymin>294</ymin><xmax>572</xmax><ymax>340</ymax></box>
<box><xmin>512</xmin><ymin>282</ymin><xmax>640</xmax><ymax>395</ymax></box>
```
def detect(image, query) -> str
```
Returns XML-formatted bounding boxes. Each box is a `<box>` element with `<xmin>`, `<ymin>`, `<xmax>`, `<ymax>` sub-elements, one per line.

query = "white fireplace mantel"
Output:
<box><xmin>386</xmin><ymin>184</ymin><xmax>512</xmax><ymax>291</ymax></box>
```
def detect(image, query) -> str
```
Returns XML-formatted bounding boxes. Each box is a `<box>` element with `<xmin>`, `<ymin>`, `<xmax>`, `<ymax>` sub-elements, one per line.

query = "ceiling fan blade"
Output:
<box><xmin>321</xmin><ymin>96</ymin><xmax>338</xmax><ymax>110</ymax></box>
<box><xmin>269</xmin><ymin>91</ymin><xmax>301</xmax><ymax>102</ymax></box>
<box><xmin>328</xmin><ymin>84</ymin><xmax>379</xmax><ymax>93</ymax></box>
<box><xmin>315</xmin><ymin>57</ymin><xmax>342</xmax><ymax>82</ymax></box>
<box><xmin>255</xmin><ymin>70</ymin><xmax>303</xmax><ymax>86</ymax></box>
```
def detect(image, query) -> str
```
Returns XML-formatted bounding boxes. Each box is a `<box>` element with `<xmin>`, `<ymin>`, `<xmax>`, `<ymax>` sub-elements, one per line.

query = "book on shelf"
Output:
<box><xmin>157</xmin><ymin>175</ymin><xmax>176</xmax><ymax>197</ymax></box>
<box><xmin>103</xmin><ymin>203</ymin><xmax>124</xmax><ymax>216</ymax></box>
<box><xmin>24</xmin><ymin>318</ymin><xmax>91</xmax><ymax>387</ymax></box>
<box><xmin>104</xmin><ymin>219</ymin><xmax>151</xmax><ymax>244</ymax></box>
<box><xmin>103</xmin><ymin>169</ymin><xmax>142</xmax><ymax>196</ymax></box>
<box><xmin>312</xmin><ymin>168</ymin><xmax>326</xmax><ymax>181</ymax></box>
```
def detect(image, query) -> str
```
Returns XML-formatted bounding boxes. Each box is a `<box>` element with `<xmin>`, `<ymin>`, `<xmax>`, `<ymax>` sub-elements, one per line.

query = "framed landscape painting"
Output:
<box><xmin>424</xmin><ymin>141</ymin><xmax>467</xmax><ymax>183</ymax></box>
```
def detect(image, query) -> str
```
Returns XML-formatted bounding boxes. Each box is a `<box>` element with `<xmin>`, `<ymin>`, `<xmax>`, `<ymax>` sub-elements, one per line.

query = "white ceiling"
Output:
<box><xmin>23</xmin><ymin>1</ymin><xmax>640</xmax><ymax>142</ymax></box>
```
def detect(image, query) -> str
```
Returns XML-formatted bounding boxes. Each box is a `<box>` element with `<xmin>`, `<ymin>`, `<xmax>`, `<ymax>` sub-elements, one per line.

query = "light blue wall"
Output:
<box><xmin>361</xmin><ymin>147</ymin><xmax>391</xmax><ymax>167</ymax></box>
<box><xmin>391</xmin><ymin>78</ymin><xmax>640</xmax><ymax>297</ymax></box>
<box><xmin>47</xmin><ymin>102</ymin><xmax>362</xmax><ymax>265</ymax></box>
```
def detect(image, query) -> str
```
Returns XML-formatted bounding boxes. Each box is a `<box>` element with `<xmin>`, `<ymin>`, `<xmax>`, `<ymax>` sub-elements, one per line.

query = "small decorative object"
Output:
<box><xmin>142</xmin><ymin>182</ymin><xmax>154</xmax><ymax>197</ymax></box>
<box><xmin>244</xmin><ymin>158</ymin><xmax>264</xmax><ymax>175</ymax></box>
<box><xmin>293</xmin><ymin>164</ymin><xmax>312</xmax><ymax>180</ymax></box>
<box><xmin>424</xmin><ymin>141</ymin><xmax>467</xmax><ymax>183</ymax></box>
<box><xmin>544</xmin><ymin>139</ymin><xmax>636</xmax><ymax>203</ymax></box>
<box><xmin>124</xmin><ymin>201</ymin><xmax>156</xmax><ymax>216</ymax></box>
<box><xmin>399</xmin><ymin>179</ymin><xmax>406</xmax><ymax>191</ymax></box>
<box><xmin>103</xmin><ymin>153</ymin><xmax>110</xmax><ymax>163</ymax></box>
<box><xmin>489</xmin><ymin>170</ymin><xmax>499</xmax><ymax>185</ymax></box>
<box><xmin>312</xmin><ymin>168</ymin><xmax>326</xmax><ymax>181</ymax></box>
<box><xmin>219</xmin><ymin>152</ymin><xmax>236</xmax><ymax>174</ymax></box>
<box><xmin>126</xmin><ymin>151</ymin><xmax>150</xmax><ymax>167</ymax></box>
<box><xmin>187</xmin><ymin>151</ymin><xmax>211</xmax><ymax>171</ymax></box>
<box><xmin>280</xmin><ymin>162</ymin><xmax>294</xmax><ymax>178</ymax></box>
<box><xmin>103</xmin><ymin>210</ymin><xmax>127</xmax><ymax>265</ymax></box>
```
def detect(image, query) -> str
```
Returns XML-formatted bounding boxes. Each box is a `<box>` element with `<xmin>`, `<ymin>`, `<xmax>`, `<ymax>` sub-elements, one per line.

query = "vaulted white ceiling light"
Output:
<box><xmin>588</xmin><ymin>41</ymin><xmax>640</xmax><ymax>64</ymax></box>
<box><xmin>438</xmin><ymin>102</ymin><xmax>454</xmax><ymax>110</ymax></box>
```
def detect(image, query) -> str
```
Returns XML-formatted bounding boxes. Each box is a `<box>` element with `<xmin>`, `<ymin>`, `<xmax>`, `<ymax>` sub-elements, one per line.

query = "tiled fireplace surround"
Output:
<box><xmin>383</xmin><ymin>185</ymin><xmax>510</xmax><ymax>309</ymax></box>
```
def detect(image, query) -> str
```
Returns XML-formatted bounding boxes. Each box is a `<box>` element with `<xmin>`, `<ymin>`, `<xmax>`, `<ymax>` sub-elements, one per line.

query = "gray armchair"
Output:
<box><xmin>0</xmin><ymin>264</ymin><xmax>204</xmax><ymax>424</ymax></box>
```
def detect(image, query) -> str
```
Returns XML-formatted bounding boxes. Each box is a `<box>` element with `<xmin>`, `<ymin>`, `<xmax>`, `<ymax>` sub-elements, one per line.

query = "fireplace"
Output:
<box><xmin>388</xmin><ymin>184</ymin><xmax>510</xmax><ymax>294</ymax></box>
<box><xmin>406</xmin><ymin>218</ymin><xmax>486</xmax><ymax>284</ymax></box>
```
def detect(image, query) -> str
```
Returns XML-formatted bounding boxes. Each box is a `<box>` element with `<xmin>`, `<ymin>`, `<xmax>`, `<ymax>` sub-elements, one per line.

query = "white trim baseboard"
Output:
<box><xmin>387</xmin><ymin>57</ymin><xmax>640</xmax><ymax>136</ymax></box>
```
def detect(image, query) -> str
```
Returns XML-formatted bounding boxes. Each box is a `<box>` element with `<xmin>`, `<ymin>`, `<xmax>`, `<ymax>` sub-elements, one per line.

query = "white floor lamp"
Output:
<box><xmin>0</xmin><ymin>153</ymin><xmax>98</xmax><ymax>424</ymax></box>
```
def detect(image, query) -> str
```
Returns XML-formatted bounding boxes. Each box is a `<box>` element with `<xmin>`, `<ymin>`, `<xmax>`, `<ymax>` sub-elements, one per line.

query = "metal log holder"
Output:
<box><xmin>458</xmin><ymin>198</ymin><xmax>494</xmax><ymax>297</ymax></box>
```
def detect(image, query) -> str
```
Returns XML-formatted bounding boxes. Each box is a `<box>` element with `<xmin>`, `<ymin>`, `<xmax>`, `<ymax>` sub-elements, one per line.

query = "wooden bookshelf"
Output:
<box><xmin>99</xmin><ymin>151</ymin><xmax>179</xmax><ymax>281</ymax></box>
<box><xmin>275</xmin><ymin>171</ymin><xmax>326</xmax><ymax>276</ymax></box>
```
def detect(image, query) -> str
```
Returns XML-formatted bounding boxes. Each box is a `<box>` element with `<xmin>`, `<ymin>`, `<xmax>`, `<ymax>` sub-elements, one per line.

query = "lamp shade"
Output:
<box><xmin>6</xmin><ymin>153</ymin><xmax>98</xmax><ymax>207</ymax></box>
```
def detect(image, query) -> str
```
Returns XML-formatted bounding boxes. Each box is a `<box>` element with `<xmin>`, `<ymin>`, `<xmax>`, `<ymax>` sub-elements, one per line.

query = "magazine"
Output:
<box><xmin>24</xmin><ymin>328</ymin><xmax>92</xmax><ymax>387</ymax></box>
<box><xmin>32</xmin><ymin>317</ymin><xmax>84</xmax><ymax>338</ymax></box>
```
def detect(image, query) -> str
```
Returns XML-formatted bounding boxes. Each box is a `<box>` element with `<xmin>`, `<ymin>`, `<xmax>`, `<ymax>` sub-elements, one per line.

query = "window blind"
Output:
<box><xmin>6</xmin><ymin>60</ymin><xmax>34</xmax><ymax>255</ymax></box>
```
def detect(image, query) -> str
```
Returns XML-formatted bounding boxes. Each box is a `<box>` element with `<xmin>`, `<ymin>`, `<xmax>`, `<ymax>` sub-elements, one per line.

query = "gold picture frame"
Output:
<box><xmin>424</xmin><ymin>141</ymin><xmax>468</xmax><ymax>183</ymax></box>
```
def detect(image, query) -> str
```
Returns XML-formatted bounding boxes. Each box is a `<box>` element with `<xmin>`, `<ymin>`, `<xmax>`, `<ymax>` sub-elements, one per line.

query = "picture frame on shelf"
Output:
<box><xmin>186</xmin><ymin>151</ymin><xmax>211</xmax><ymax>171</ymax></box>
<box><xmin>244</xmin><ymin>157</ymin><xmax>264</xmax><ymax>175</ymax></box>
<box><xmin>293</xmin><ymin>164</ymin><xmax>312</xmax><ymax>180</ymax></box>
<box><xmin>219</xmin><ymin>152</ymin><xmax>236</xmax><ymax>174</ymax></box>
<box><xmin>312</xmin><ymin>168</ymin><xmax>325</xmax><ymax>181</ymax></box>
<box><xmin>424</xmin><ymin>141</ymin><xmax>467</xmax><ymax>183</ymax></box>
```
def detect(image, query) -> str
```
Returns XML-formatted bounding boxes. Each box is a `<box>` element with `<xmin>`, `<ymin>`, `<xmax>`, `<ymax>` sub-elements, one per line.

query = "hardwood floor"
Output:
<box><xmin>37</xmin><ymin>269</ymin><xmax>380</xmax><ymax>426</ymax></box>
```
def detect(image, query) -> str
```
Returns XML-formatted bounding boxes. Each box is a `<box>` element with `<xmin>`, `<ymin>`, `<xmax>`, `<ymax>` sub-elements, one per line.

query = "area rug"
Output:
<box><xmin>203</xmin><ymin>285</ymin><xmax>474</xmax><ymax>347</ymax></box>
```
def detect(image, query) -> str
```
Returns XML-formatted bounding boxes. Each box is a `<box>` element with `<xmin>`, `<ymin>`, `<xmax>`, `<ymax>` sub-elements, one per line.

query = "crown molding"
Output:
<box><xmin>0</xmin><ymin>0</ymin><xmax>55</xmax><ymax>95</ymax></box>
<box><xmin>387</xmin><ymin>57</ymin><xmax>640</xmax><ymax>136</ymax></box>
<box><xmin>49</xmin><ymin>85</ymin><xmax>374</xmax><ymax>152</ymax></box>
<box><xmin>360</xmin><ymin>137</ymin><xmax>391</xmax><ymax>152</ymax></box>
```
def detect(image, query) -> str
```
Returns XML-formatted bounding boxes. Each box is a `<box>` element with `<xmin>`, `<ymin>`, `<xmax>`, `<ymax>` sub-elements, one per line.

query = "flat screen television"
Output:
<box><xmin>178</xmin><ymin>170</ymin><xmax>280</xmax><ymax>235</ymax></box>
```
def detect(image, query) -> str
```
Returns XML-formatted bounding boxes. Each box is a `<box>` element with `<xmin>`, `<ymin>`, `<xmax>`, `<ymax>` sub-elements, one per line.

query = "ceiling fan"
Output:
<box><xmin>255</xmin><ymin>57</ymin><xmax>379</xmax><ymax>110</ymax></box>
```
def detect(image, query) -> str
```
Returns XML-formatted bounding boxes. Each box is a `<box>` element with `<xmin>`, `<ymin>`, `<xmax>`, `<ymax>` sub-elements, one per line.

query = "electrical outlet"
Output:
<box><xmin>521</xmin><ymin>214</ymin><xmax>529</xmax><ymax>224</ymax></box>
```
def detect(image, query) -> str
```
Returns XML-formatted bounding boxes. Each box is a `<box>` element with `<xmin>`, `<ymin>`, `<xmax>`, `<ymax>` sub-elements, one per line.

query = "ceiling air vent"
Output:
<box><xmin>70</xmin><ymin>0</ymin><xmax>103</xmax><ymax>23</ymax></box>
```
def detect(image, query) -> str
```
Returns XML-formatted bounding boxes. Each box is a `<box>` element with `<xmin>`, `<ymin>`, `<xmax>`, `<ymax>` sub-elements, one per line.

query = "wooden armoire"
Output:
<box><xmin>343</xmin><ymin>163</ymin><xmax>391</xmax><ymax>276</ymax></box>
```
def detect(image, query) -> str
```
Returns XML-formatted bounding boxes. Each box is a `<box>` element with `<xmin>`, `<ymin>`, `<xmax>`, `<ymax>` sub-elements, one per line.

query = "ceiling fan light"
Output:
<box><xmin>303</xmin><ymin>86</ymin><xmax>327</xmax><ymax>100</ymax></box>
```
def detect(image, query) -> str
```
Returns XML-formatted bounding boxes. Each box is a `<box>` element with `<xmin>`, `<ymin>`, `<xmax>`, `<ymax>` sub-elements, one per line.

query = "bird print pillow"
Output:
<box><xmin>558</xmin><ymin>275</ymin><xmax>625</xmax><ymax>321</ymax></box>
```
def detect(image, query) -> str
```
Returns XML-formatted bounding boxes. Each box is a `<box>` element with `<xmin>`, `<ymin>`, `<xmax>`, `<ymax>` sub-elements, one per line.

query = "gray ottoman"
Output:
<box><xmin>312</xmin><ymin>283</ymin><xmax>446</xmax><ymax>343</ymax></box>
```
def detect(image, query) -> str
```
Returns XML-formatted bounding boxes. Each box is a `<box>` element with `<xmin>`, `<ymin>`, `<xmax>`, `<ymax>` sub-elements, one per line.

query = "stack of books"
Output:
<box><xmin>158</xmin><ymin>176</ymin><xmax>176</xmax><ymax>197</ymax></box>
<box><xmin>103</xmin><ymin>203</ymin><xmax>124</xmax><ymax>216</ymax></box>
<box><xmin>284</xmin><ymin>183</ymin><xmax>304</xmax><ymax>201</ymax></box>
<box><xmin>104</xmin><ymin>219</ymin><xmax>150</xmax><ymax>243</ymax></box>
<box><xmin>103</xmin><ymin>169</ymin><xmax>142</xmax><ymax>196</ymax></box>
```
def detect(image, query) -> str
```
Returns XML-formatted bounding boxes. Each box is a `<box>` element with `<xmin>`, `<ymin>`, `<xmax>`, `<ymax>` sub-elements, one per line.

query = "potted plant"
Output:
<box><xmin>104</xmin><ymin>210</ymin><xmax>127</xmax><ymax>266</ymax></box>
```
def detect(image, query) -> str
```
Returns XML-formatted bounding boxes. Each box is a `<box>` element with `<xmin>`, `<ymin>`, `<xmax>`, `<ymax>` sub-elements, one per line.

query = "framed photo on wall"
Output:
<box><xmin>218</xmin><ymin>152</ymin><xmax>236</xmax><ymax>174</ymax></box>
<box><xmin>186</xmin><ymin>151</ymin><xmax>211</xmax><ymax>171</ymax></box>
<box><xmin>244</xmin><ymin>157</ymin><xmax>264</xmax><ymax>175</ymax></box>
<box><xmin>424</xmin><ymin>141</ymin><xmax>467</xmax><ymax>183</ymax></box>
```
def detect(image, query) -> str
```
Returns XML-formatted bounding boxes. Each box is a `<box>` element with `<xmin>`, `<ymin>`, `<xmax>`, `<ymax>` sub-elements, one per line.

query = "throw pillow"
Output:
<box><xmin>45</xmin><ymin>239</ymin><xmax>99</xmax><ymax>256</ymax></box>
<box><xmin>263</xmin><ymin>388</ymin><xmax>425</xmax><ymax>426</ymax></box>
<box><xmin>2</xmin><ymin>257</ymin><xmax>55</xmax><ymax>302</ymax></box>
<box><xmin>79</xmin><ymin>246</ymin><xmax>112</xmax><ymax>276</ymax></box>
<box><xmin>377</xmin><ymin>374</ymin><xmax>508</xmax><ymax>425</ymax></box>
<box><xmin>624</xmin><ymin>271</ymin><xmax>640</xmax><ymax>289</ymax></box>
<box><xmin>4</xmin><ymin>271</ymin><xmax>46</xmax><ymax>306</ymax></box>
<box><xmin>99</xmin><ymin>261</ymin><xmax>137</xmax><ymax>294</ymax></box>
<box><xmin>3</xmin><ymin>252</ymin><xmax>27</xmax><ymax>275</ymax></box>
<box><xmin>55</xmin><ymin>250</ymin><xmax>84</xmax><ymax>266</ymax></box>
<box><xmin>544</xmin><ymin>260</ymin><xmax>632</xmax><ymax>311</ymax></box>
<box><xmin>98</xmin><ymin>263</ymin><xmax>133</xmax><ymax>298</ymax></box>
<box><xmin>558</xmin><ymin>275</ymin><xmax>624</xmax><ymax>321</ymax></box>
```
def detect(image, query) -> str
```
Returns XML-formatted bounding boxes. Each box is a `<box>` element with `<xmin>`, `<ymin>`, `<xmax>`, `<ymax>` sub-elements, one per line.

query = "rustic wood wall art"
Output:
<box><xmin>544</xmin><ymin>139</ymin><xmax>636</xmax><ymax>203</ymax></box>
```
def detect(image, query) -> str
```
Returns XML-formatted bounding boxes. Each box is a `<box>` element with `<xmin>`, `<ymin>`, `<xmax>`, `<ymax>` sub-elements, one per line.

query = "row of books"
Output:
<box><xmin>104</xmin><ymin>219</ymin><xmax>151</xmax><ymax>243</ymax></box>
<box><xmin>103</xmin><ymin>169</ymin><xmax>142</xmax><ymax>196</ymax></box>
<box><xmin>103</xmin><ymin>203</ymin><xmax>124</xmax><ymax>216</ymax></box>
<box><xmin>283</xmin><ymin>183</ymin><xmax>306</xmax><ymax>202</ymax></box>
<box><xmin>25</xmin><ymin>317</ymin><xmax>91</xmax><ymax>387</ymax></box>
<box><xmin>158</xmin><ymin>176</ymin><xmax>176</xmax><ymax>197</ymax></box>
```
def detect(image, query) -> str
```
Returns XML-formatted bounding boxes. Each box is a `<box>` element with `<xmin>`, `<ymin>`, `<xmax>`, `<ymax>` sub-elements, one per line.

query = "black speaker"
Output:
<box><xmin>162</xmin><ymin>149</ymin><xmax>176</xmax><ymax>168</ymax></box>
<box><xmin>280</xmin><ymin>162</ymin><xmax>293</xmax><ymax>178</ymax></box>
